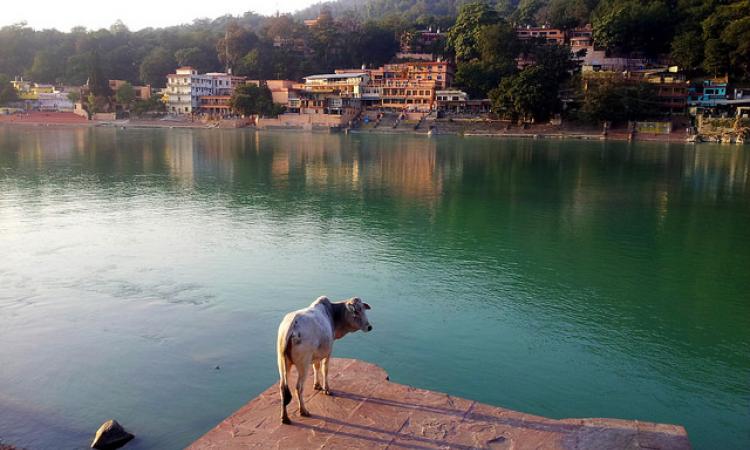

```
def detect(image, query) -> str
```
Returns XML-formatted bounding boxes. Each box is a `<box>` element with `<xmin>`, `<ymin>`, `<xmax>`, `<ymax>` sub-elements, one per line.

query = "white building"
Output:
<box><xmin>165</xmin><ymin>67</ymin><xmax>245</xmax><ymax>114</ymax></box>
<box><xmin>38</xmin><ymin>92</ymin><xmax>74</xmax><ymax>112</ymax></box>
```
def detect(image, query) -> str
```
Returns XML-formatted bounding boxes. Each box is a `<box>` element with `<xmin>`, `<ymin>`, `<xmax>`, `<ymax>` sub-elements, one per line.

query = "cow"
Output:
<box><xmin>276</xmin><ymin>296</ymin><xmax>373</xmax><ymax>424</ymax></box>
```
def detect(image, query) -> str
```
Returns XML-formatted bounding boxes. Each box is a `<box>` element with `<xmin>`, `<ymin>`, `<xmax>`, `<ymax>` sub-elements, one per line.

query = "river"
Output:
<box><xmin>0</xmin><ymin>127</ymin><xmax>748</xmax><ymax>449</ymax></box>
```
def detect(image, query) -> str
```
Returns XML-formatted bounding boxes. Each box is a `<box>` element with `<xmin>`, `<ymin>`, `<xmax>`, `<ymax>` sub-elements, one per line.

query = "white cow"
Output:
<box><xmin>276</xmin><ymin>296</ymin><xmax>373</xmax><ymax>424</ymax></box>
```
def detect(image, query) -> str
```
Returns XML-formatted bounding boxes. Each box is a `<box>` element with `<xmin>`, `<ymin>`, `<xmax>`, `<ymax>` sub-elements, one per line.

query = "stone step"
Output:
<box><xmin>188</xmin><ymin>358</ymin><xmax>691</xmax><ymax>450</ymax></box>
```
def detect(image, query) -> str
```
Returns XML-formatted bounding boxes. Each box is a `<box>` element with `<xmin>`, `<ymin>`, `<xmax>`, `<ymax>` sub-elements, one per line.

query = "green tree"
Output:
<box><xmin>477</xmin><ymin>21</ymin><xmax>520</xmax><ymax>65</ymax></box>
<box><xmin>216</xmin><ymin>21</ymin><xmax>258</xmax><ymax>72</ymax></box>
<box><xmin>546</xmin><ymin>0</ymin><xmax>596</xmax><ymax>30</ymax></box>
<box><xmin>174</xmin><ymin>47</ymin><xmax>213</xmax><ymax>72</ymax></box>
<box><xmin>513</xmin><ymin>0</ymin><xmax>547</xmax><ymax>26</ymax></box>
<box><xmin>670</xmin><ymin>30</ymin><xmax>704</xmax><ymax>72</ymax></box>
<box><xmin>132</xmin><ymin>93</ymin><xmax>166</xmax><ymax>117</ymax></box>
<box><xmin>67</xmin><ymin>91</ymin><xmax>80</xmax><ymax>104</ymax></box>
<box><xmin>115</xmin><ymin>82</ymin><xmax>135</xmax><ymax>109</ymax></box>
<box><xmin>703</xmin><ymin>39</ymin><xmax>730</xmax><ymax>76</ymax></box>
<box><xmin>230</xmin><ymin>84</ymin><xmax>282</xmax><ymax>117</ymax></box>
<box><xmin>139</xmin><ymin>47</ymin><xmax>174</xmax><ymax>88</ymax></box>
<box><xmin>447</xmin><ymin>1</ymin><xmax>499</xmax><ymax>62</ymax></box>
<box><xmin>87</xmin><ymin>51</ymin><xmax>111</xmax><ymax>97</ymax></box>
<box><xmin>65</xmin><ymin>53</ymin><xmax>91</xmax><ymax>85</ymax></box>
<box><xmin>490</xmin><ymin>65</ymin><xmax>561</xmax><ymax>122</ymax></box>
<box><xmin>593</xmin><ymin>0</ymin><xmax>675</xmax><ymax>55</ymax></box>
<box><xmin>28</xmin><ymin>50</ymin><xmax>64</xmax><ymax>83</ymax></box>
<box><xmin>579</xmin><ymin>77</ymin><xmax>659</xmax><ymax>123</ymax></box>
<box><xmin>0</xmin><ymin>74</ymin><xmax>19</xmax><ymax>105</ymax></box>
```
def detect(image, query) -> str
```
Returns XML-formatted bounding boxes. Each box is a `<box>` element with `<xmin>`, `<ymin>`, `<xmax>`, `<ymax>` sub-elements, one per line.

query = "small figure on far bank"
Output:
<box><xmin>277</xmin><ymin>296</ymin><xmax>373</xmax><ymax>424</ymax></box>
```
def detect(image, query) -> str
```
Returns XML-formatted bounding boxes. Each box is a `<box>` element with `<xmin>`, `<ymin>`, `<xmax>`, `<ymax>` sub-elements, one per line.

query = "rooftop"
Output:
<box><xmin>188</xmin><ymin>358</ymin><xmax>691</xmax><ymax>450</ymax></box>
<box><xmin>304</xmin><ymin>73</ymin><xmax>368</xmax><ymax>80</ymax></box>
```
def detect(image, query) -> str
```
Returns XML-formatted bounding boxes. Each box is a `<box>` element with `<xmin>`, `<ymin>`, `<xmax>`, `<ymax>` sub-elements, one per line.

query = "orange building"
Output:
<box><xmin>108</xmin><ymin>80</ymin><xmax>152</xmax><ymax>100</ymax></box>
<box><xmin>334</xmin><ymin>61</ymin><xmax>455</xmax><ymax>112</ymax></box>
<box><xmin>516</xmin><ymin>26</ymin><xmax>565</xmax><ymax>45</ymax></box>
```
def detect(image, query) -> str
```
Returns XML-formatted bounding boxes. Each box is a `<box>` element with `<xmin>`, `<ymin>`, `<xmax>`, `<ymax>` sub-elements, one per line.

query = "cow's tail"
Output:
<box><xmin>277</xmin><ymin>320</ymin><xmax>298</xmax><ymax>407</ymax></box>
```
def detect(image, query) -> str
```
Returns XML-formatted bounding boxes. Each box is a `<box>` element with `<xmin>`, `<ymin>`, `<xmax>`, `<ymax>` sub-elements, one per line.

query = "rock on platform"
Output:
<box><xmin>188</xmin><ymin>358</ymin><xmax>691</xmax><ymax>449</ymax></box>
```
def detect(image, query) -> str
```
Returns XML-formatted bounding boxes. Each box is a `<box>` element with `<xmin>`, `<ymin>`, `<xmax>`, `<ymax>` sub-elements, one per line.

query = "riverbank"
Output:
<box><xmin>0</xmin><ymin>112</ymin><xmax>731</xmax><ymax>144</ymax></box>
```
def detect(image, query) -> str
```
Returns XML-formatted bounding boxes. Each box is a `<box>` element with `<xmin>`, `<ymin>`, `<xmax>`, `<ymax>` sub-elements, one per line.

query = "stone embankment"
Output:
<box><xmin>189</xmin><ymin>358</ymin><xmax>691</xmax><ymax>450</ymax></box>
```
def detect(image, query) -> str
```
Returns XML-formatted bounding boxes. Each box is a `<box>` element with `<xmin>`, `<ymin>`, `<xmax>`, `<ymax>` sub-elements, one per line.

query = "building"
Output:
<box><xmin>165</xmin><ymin>67</ymin><xmax>245</xmax><ymax>115</ymax></box>
<box><xmin>332</xmin><ymin>61</ymin><xmax>455</xmax><ymax>112</ymax></box>
<box><xmin>643</xmin><ymin>71</ymin><xmax>689</xmax><ymax>115</ymax></box>
<box><xmin>37</xmin><ymin>92</ymin><xmax>75</xmax><ymax>111</ymax></box>
<box><xmin>583</xmin><ymin>69</ymin><xmax>688</xmax><ymax>116</ymax></box>
<box><xmin>687</xmin><ymin>78</ymin><xmax>750</xmax><ymax>116</ymax></box>
<box><xmin>582</xmin><ymin>49</ymin><xmax>649</xmax><ymax>73</ymax></box>
<box><xmin>397</xmin><ymin>27</ymin><xmax>446</xmax><ymax>61</ymax></box>
<box><xmin>516</xmin><ymin>26</ymin><xmax>565</xmax><ymax>45</ymax></box>
<box><xmin>108</xmin><ymin>80</ymin><xmax>152</xmax><ymax>100</ymax></box>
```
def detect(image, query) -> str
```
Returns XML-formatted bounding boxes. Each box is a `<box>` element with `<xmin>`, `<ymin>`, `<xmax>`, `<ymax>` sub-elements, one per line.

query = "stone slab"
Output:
<box><xmin>188</xmin><ymin>358</ymin><xmax>691</xmax><ymax>450</ymax></box>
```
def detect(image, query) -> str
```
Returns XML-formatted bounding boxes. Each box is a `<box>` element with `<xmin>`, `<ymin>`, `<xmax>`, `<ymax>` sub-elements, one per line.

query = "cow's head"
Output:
<box><xmin>345</xmin><ymin>297</ymin><xmax>372</xmax><ymax>333</ymax></box>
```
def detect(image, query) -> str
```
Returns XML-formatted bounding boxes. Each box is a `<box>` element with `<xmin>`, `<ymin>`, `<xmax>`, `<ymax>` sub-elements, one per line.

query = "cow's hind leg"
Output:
<box><xmin>321</xmin><ymin>356</ymin><xmax>332</xmax><ymax>395</ymax></box>
<box><xmin>279</xmin><ymin>356</ymin><xmax>292</xmax><ymax>424</ymax></box>
<box><xmin>313</xmin><ymin>361</ymin><xmax>323</xmax><ymax>391</ymax></box>
<box><xmin>296</xmin><ymin>356</ymin><xmax>312</xmax><ymax>417</ymax></box>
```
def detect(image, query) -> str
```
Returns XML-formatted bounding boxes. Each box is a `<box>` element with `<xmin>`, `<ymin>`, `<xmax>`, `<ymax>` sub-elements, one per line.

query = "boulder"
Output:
<box><xmin>91</xmin><ymin>420</ymin><xmax>134</xmax><ymax>450</ymax></box>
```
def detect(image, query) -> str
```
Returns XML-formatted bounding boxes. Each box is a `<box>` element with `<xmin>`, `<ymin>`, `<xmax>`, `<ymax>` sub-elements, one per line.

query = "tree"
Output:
<box><xmin>86</xmin><ymin>93</ymin><xmax>109</xmax><ymax>114</ymax></box>
<box><xmin>65</xmin><ymin>53</ymin><xmax>91</xmax><ymax>85</ymax></box>
<box><xmin>592</xmin><ymin>0</ymin><xmax>675</xmax><ymax>56</ymax></box>
<box><xmin>132</xmin><ymin>93</ymin><xmax>165</xmax><ymax>117</ymax></box>
<box><xmin>115</xmin><ymin>82</ymin><xmax>135</xmax><ymax>109</ymax></box>
<box><xmin>447</xmin><ymin>1</ymin><xmax>499</xmax><ymax>62</ymax></box>
<box><xmin>230</xmin><ymin>84</ymin><xmax>282</xmax><ymax>117</ymax></box>
<box><xmin>67</xmin><ymin>91</ymin><xmax>80</xmax><ymax>104</ymax></box>
<box><xmin>546</xmin><ymin>0</ymin><xmax>596</xmax><ymax>30</ymax></box>
<box><xmin>670</xmin><ymin>30</ymin><xmax>704</xmax><ymax>72</ymax></box>
<box><xmin>477</xmin><ymin>21</ymin><xmax>520</xmax><ymax>65</ymax></box>
<box><xmin>703</xmin><ymin>39</ymin><xmax>730</xmax><ymax>76</ymax></box>
<box><xmin>513</xmin><ymin>0</ymin><xmax>547</xmax><ymax>26</ymax></box>
<box><xmin>0</xmin><ymin>74</ymin><xmax>19</xmax><ymax>105</ymax></box>
<box><xmin>455</xmin><ymin>60</ymin><xmax>512</xmax><ymax>99</ymax></box>
<box><xmin>216</xmin><ymin>21</ymin><xmax>258</xmax><ymax>72</ymax></box>
<box><xmin>139</xmin><ymin>47</ymin><xmax>174</xmax><ymax>88</ymax></box>
<box><xmin>175</xmin><ymin>47</ymin><xmax>212</xmax><ymax>72</ymax></box>
<box><xmin>87</xmin><ymin>51</ymin><xmax>111</xmax><ymax>97</ymax></box>
<box><xmin>28</xmin><ymin>50</ymin><xmax>64</xmax><ymax>83</ymax></box>
<box><xmin>309</xmin><ymin>10</ymin><xmax>345</xmax><ymax>70</ymax></box>
<box><xmin>490</xmin><ymin>65</ymin><xmax>561</xmax><ymax>122</ymax></box>
<box><xmin>579</xmin><ymin>77</ymin><xmax>659</xmax><ymax>123</ymax></box>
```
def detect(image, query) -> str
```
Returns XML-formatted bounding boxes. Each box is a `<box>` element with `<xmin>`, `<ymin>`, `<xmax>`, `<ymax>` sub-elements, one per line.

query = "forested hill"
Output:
<box><xmin>294</xmin><ymin>0</ymin><xmax>476</xmax><ymax>21</ymax></box>
<box><xmin>0</xmin><ymin>0</ymin><xmax>748</xmax><ymax>92</ymax></box>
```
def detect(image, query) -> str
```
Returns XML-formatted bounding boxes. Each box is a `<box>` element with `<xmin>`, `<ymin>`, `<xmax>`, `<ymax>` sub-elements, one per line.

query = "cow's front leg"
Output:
<box><xmin>321</xmin><ymin>357</ymin><xmax>332</xmax><ymax>395</ymax></box>
<box><xmin>296</xmin><ymin>358</ymin><xmax>311</xmax><ymax>417</ymax></box>
<box><xmin>313</xmin><ymin>360</ymin><xmax>323</xmax><ymax>391</ymax></box>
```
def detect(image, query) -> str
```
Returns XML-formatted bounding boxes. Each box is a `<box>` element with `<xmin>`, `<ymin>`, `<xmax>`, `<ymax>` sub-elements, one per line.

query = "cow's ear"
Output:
<box><xmin>363</xmin><ymin>303</ymin><xmax>371</xmax><ymax>310</ymax></box>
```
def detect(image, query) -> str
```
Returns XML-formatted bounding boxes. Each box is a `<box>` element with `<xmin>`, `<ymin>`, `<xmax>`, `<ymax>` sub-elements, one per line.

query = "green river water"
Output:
<box><xmin>0</xmin><ymin>127</ymin><xmax>748</xmax><ymax>449</ymax></box>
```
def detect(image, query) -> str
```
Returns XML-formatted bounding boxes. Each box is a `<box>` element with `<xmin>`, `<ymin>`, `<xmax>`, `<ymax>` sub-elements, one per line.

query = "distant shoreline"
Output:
<box><xmin>0</xmin><ymin>116</ymin><xmax>698</xmax><ymax>144</ymax></box>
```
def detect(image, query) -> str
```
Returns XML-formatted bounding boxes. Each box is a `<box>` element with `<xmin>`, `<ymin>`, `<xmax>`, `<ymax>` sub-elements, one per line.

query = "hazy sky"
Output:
<box><xmin>3</xmin><ymin>0</ymin><xmax>320</xmax><ymax>31</ymax></box>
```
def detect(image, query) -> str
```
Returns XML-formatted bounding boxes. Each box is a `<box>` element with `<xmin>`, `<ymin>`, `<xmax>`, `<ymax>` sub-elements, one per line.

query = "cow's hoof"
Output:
<box><xmin>300</xmin><ymin>409</ymin><xmax>311</xmax><ymax>417</ymax></box>
<box><xmin>313</xmin><ymin>383</ymin><xmax>323</xmax><ymax>391</ymax></box>
<box><xmin>281</xmin><ymin>416</ymin><xmax>291</xmax><ymax>425</ymax></box>
<box><xmin>324</xmin><ymin>389</ymin><xmax>333</xmax><ymax>396</ymax></box>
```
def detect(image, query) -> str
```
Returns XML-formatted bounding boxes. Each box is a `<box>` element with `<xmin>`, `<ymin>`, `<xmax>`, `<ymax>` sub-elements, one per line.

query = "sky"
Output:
<box><xmin>3</xmin><ymin>0</ymin><xmax>320</xmax><ymax>31</ymax></box>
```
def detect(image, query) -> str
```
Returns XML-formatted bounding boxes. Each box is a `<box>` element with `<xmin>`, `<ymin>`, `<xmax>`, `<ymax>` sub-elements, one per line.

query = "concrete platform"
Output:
<box><xmin>188</xmin><ymin>358</ymin><xmax>691</xmax><ymax>449</ymax></box>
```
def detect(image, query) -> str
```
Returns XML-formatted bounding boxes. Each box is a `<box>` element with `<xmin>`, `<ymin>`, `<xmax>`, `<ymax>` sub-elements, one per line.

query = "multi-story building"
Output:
<box><xmin>165</xmin><ymin>67</ymin><xmax>245</xmax><ymax>115</ymax></box>
<box><xmin>516</xmin><ymin>26</ymin><xmax>565</xmax><ymax>45</ymax></box>
<box><xmin>333</xmin><ymin>61</ymin><xmax>455</xmax><ymax>112</ymax></box>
